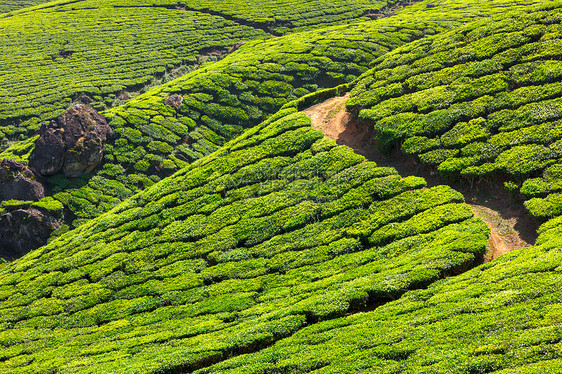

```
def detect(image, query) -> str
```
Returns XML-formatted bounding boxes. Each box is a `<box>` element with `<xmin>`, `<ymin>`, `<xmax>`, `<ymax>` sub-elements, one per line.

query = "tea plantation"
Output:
<box><xmin>348</xmin><ymin>1</ymin><xmax>562</xmax><ymax>223</ymax></box>
<box><xmin>0</xmin><ymin>108</ymin><xmax>491</xmax><ymax>373</ymax></box>
<box><xmin>0</xmin><ymin>0</ymin><xmax>265</xmax><ymax>141</ymax></box>
<box><xmin>0</xmin><ymin>0</ymin><xmax>540</xmax><ymax>229</ymax></box>
<box><xmin>0</xmin><ymin>0</ymin><xmax>52</xmax><ymax>13</ymax></box>
<box><xmin>1</xmin><ymin>0</ymin><xmax>562</xmax><ymax>373</ymax></box>
<box><xmin>44</xmin><ymin>16</ymin><xmax>442</xmax><ymax>227</ymax></box>
<box><xmin>197</xmin><ymin>224</ymin><xmax>562</xmax><ymax>373</ymax></box>
<box><xmin>0</xmin><ymin>0</ymin><xmax>403</xmax><ymax>143</ymax></box>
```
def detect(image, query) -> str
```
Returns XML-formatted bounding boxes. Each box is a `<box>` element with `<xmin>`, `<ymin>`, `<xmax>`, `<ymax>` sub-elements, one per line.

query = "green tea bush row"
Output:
<box><xmin>196</xmin><ymin>223</ymin><xmax>562</xmax><ymax>373</ymax></box>
<box><xmin>24</xmin><ymin>12</ymin><xmax>450</xmax><ymax>227</ymax></box>
<box><xmin>0</xmin><ymin>0</ymin><xmax>412</xmax><ymax>143</ymax></box>
<box><xmin>2</xmin><ymin>0</ymin><xmax>534</xmax><ymax>230</ymax></box>
<box><xmin>0</xmin><ymin>0</ymin><xmax>269</xmax><ymax>141</ymax></box>
<box><xmin>347</xmin><ymin>2</ymin><xmax>562</xmax><ymax>222</ymax></box>
<box><xmin>0</xmin><ymin>0</ymin><xmax>52</xmax><ymax>13</ymax></box>
<box><xmin>0</xmin><ymin>108</ymin><xmax>488</xmax><ymax>373</ymax></box>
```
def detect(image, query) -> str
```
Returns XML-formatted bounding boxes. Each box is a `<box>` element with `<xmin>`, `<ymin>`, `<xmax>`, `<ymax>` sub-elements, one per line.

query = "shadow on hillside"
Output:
<box><xmin>363</xmin><ymin>144</ymin><xmax>539</xmax><ymax>247</ymax></box>
<box><xmin>303</xmin><ymin>96</ymin><xmax>538</xmax><ymax>250</ymax></box>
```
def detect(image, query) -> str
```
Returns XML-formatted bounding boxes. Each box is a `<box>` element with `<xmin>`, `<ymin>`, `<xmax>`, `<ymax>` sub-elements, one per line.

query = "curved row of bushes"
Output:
<box><xmin>0</xmin><ymin>108</ymin><xmax>489</xmax><ymax>373</ymax></box>
<box><xmin>198</xmin><ymin>222</ymin><xmax>562</xmax><ymax>373</ymax></box>
<box><xmin>25</xmin><ymin>12</ymin><xmax>445</xmax><ymax>227</ymax></box>
<box><xmin>0</xmin><ymin>0</ymin><xmax>540</xmax><ymax>231</ymax></box>
<box><xmin>348</xmin><ymin>2</ymin><xmax>562</xmax><ymax>223</ymax></box>
<box><xmin>0</xmin><ymin>0</ymin><xmax>407</xmax><ymax>143</ymax></box>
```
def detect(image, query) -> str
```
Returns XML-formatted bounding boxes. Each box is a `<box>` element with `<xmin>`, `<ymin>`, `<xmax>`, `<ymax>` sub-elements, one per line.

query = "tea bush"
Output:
<box><xmin>198</xmin><ymin>226</ymin><xmax>562</xmax><ymax>373</ymax></box>
<box><xmin>0</xmin><ymin>108</ymin><xmax>488</xmax><ymax>373</ymax></box>
<box><xmin>348</xmin><ymin>2</ymin><xmax>562</xmax><ymax>222</ymax></box>
<box><xmin>24</xmin><ymin>8</ymin><xmax>448</xmax><ymax>227</ymax></box>
<box><xmin>2</xmin><ymin>0</ymin><xmax>538</xmax><ymax>230</ymax></box>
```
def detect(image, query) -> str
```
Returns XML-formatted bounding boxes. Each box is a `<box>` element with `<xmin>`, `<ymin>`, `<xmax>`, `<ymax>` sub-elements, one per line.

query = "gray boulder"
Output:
<box><xmin>0</xmin><ymin>159</ymin><xmax>44</xmax><ymax>201</ymax></box>
<box><xmin>0</xmin><ymin>208</ymin><xmax>61</xmax><ymax>259</ymax></box>
<box><xmin>30</xmin><ymin>105</ymin><xmax>113</xmax><ymax>177</ymax></box>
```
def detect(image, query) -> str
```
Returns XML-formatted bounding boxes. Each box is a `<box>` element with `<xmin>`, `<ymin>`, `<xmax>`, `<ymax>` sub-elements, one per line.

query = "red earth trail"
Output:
<box><xmin>303</xmin><ymin>94</ymin><xmax>535</xmax><ymax>261</ymax></box>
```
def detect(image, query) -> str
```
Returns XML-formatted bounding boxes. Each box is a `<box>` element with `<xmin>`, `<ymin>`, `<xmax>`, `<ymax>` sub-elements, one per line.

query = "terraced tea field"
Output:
<box><xmin>0</xmin><ymin>0</ymin><xmax>541</xmax><ymax>231</ymax></box>
<box><xmin>0</xmin><ymin>0</ymin><xmax>51</xmax><ymax>13</ymax></box>
<box><xmin>199</xmin><ymin>226</ymin><xmax>562</xmax><ymax>373</ymax></box>
<box><xmin>0</xmin><ymin>0</ymin><xmax>404</xmax><ymax>144</ymax></box>
<box><xmin>0</xmin><ymin>1</ymin><xmax>265</xmax><ymax>141</ymax></box>
<box><xmin>347</xmin><ymin>2</ymin><xmax>562</xmax><ymax>226</ymax></box>
<box><xmin>1</xmin><ymin>0</ymin><xmax>562</xmax><ymax>373</ymax></box>
<box><xmin>0</xmin><ymin>107</ymin><xmax>491</xmax><ymax>372</ymax></box>
<box><xmin>44</xmin><ymin>18</ymin><xmax>441</xmax><ymax>227</ymax></box>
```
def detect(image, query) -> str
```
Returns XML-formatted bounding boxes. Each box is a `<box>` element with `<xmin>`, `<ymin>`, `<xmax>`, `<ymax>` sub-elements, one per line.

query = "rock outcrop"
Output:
<box><xmin>0</xmin><ymin>159</ymin><xmax>44</xmax><ymax>201</ymax></box>
<box><xmin>29</xmin><ymin>105</ymin><xmax>113</xmax><ymax>177</ymax></box>
<box><xmin>0</xmin><ymin>208</ymin><xmax>61</xmax><ymax>259</ymax></box>
<box><xmin>163</xmin><ymin>94</ymin><xmax>183</xmax><ymax>110</ymax></box>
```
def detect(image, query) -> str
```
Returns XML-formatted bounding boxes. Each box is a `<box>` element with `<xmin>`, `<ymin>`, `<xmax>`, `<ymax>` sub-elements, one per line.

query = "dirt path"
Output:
<box><xmin>304</xmin><ymin>94</ymin><xmax>381</xmax><ymax>159</ymax></box>
<box><xmin>303</xmin><ymin>95</ymin><xmax>536</xmax><ymax>261</ymax></box>
<box><xmin>471</xmin><ymin>205</ymin><xmax>531</xmax><ymax>261</ymax></box>
<box><xmin>304</xmin><ymin>94</ymin><xmax>350</xmax><ymax>141</ymax></box>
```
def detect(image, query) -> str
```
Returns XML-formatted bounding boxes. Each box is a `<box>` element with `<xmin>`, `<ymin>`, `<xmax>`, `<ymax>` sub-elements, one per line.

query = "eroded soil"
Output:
<box><xmin>303</xmin><ymin>94</ymin><xmax>536</xmax><ymax>261</ymax></box>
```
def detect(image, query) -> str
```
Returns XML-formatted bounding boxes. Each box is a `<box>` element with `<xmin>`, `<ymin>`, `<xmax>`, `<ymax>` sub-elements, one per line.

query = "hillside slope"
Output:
<box><xmin>190</xmin><ymin>6</ymin><xmax>562</xmax><ymax>371</ymax></box>
<box><xmin>347</xmin><ymin>0</ymin><xmax>562</xmax><ymax>224</ymax></box>
<box><xmin>0</xmin><ymin>0</ymin><xmax>401</xmax><ymax>144</ymax></box>
<box><xmin>1</xmin><ymin>1</ymin><xmax>561</xmax><ymax>373</ymax></box>
<box><xmin>198</xmin><ymin>223</ymin><xmax>562</xmax><ymax>373</ymax></box>
<box><xmin>0</xmin><ymin>107</ymin><xmax>489</xmax><ymax>373</ymax></box>
<box><xmin>0</xmin><ymin>0</ymin><xmax>51</xmax><ymax>13</ymax></box>
<box><xmin>0</xmin><ymin>0</ymin><xmax>541</xmax><ymax>233</ymax></box>
<box><xmin>49</xmin><ymin>16</ymin><xmax>440</xmax><ymax>227</ymax></box>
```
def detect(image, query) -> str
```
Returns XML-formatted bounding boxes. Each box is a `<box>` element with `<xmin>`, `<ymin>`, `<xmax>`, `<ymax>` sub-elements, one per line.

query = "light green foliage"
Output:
<box><xmin>1</xmin><ymin>0</ymin><xmax>538</xmax><ymax>229</ymax></box>
<box><xmin>0</xmin><ymin>0</ymin><xmax>52</xmax><ymax>13</ymax></box>
<box><xmin>39</xmin><ymin>8</ymin><xmax>448</xmax><ymax>226</ymax></box>
<box><xmin>1</xmin><ymin>1</ymin><xmax>562</xmax><ymax>373</ymax></box>
<box><xmin>0</xmin><ymin>135</ymin><xmax>38</xmax><ymax>162</ymax></box>
<box><xmin>348</xmin><ymin>3</ymin><xmax>562</xmax><ymax>222</ymax></box>
<box><xmin>0</xmin><ymin>109</ymin><xmax>487</xmax><ymax>373</ymax></box>
<box><xmin>0</xmin><ymin>197</ymin><xmax>63</xmax><ymax>217</ymax></box>
<box><xmin>198</xmin><ymin>227</ymin><xmax>562</xmax><ymax>373</ymax></box>
<box><xmin>167</xmin><ymin>0</ymin><xmax>394</xmax><ymax>34</ymax></box>
<box><xmin>0</xmin><ymin>0</ymin><xmax>268</xmax><ymax>140</ymax></box>
<box><xmin>0</xmin><ymin>0</ymin><xmax>404</xmax><ymax>143</ymax></box>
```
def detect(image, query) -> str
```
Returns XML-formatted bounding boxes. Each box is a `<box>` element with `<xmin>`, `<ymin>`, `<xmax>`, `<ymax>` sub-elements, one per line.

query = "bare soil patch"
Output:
<box><xmin>303</xmin><ymin>95</ymin><xmax>536</xmax><ymax>261</ymax></box>
<box><xmin>471</xmin><ymin>205</ymin><xmax>531</xmax><ymax>262</ymax></box>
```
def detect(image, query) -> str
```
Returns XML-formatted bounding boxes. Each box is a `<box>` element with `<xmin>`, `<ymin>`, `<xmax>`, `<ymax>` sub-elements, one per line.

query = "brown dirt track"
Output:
<box><xmin>303</xmin><ymin>94</ymin><xmax>536</xmax><ymax>261</ymax></box>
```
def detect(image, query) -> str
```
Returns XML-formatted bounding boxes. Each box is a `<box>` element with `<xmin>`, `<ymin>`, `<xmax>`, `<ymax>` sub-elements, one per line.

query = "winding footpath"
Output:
<box><xmin>303</xmin><ymin>94</ymin><xmax>535</xmax><ymax>261</ymax></box>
